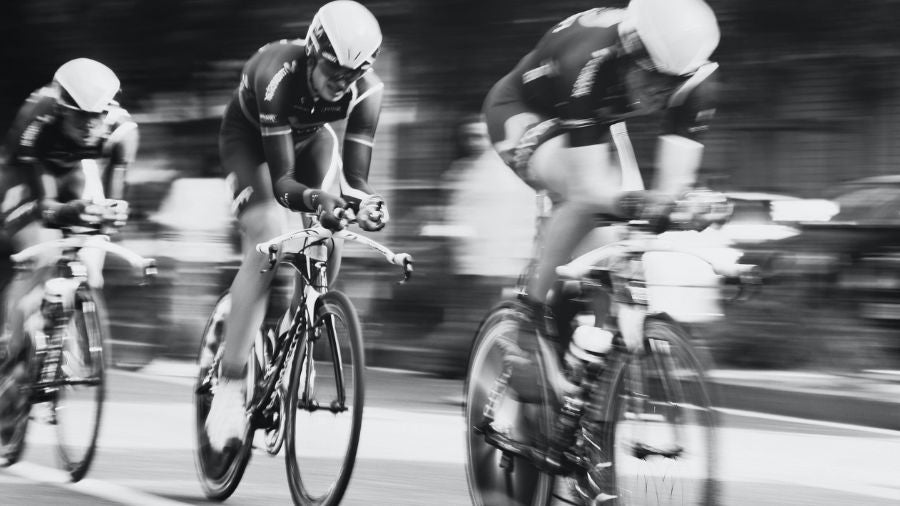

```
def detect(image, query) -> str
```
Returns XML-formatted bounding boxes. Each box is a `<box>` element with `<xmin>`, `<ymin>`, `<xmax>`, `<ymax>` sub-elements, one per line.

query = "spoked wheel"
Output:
<box><xmin>602</xmin><ymin>317</ymin><xmax>718</xmax><ymax>506</ymax></box>
<box><xmin>464</xmin><ymin>301</ymin><xmax>555</xmax><ymax>506</ymax></box>
<box><xmin>55</xmin><ymin>287</ymin><xmax>106</xmax><ymax>481</ymax></box>
<box><xmin>286</xmin><ymin>290</ymin><xmax>364</xmax><ymax>506</ymax></box>
<box><xmin>193</xmin><ymin>292</ymin><xmax>254</xmax><ymax>500</ymax></box>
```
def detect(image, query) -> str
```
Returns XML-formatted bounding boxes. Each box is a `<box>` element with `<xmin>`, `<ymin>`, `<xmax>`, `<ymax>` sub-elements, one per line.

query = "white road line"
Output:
<box><xmin>715</xmin><ymin>407</ymin><xmax>900</xmax><ymax>436</ymax></box>
<box><xmin>4</xmin><ymin>461</ymin><xmax>192</xmax><ymax>506</ymax></box>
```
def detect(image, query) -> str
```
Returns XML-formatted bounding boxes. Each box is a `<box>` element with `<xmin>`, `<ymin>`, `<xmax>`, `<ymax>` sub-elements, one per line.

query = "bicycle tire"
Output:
<box><xmin>55</xmin><ymin>286</ymin><xmax>106</xmax><ymax>481</ymax></box>
<box><xmin>285</xmin><ymin>290</ymin><xmax>364</xmax><ymax>506</ymax></box>
<box><xmin>193</xmin><ymin>292</ymin><xmax>254</xmax><ymax>501</ymax></box>
<box><xmin>0</xmin><ymin>347</ymin><xmax>33</xmax><ymax>467</ymax></box>
<box><xmin>464</xmin><ymin>300</ymin><xmax>556</xmax><ymax>506</ymax></box>
<box><xmin>601</xmin><ymin>316</ymin><xmax>718</xmax><ymax>506</ymax></box>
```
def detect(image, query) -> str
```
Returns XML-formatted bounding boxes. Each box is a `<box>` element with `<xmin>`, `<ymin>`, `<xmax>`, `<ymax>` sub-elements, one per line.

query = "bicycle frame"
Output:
<box><xmin>11</xmin><ymin>234</ymin><xmax>156</xmax><ymax>401</ymax></box>
<box><xmin>246</xmin><ymin>221</ymin><xmax>413</xmax><ymax>423</ymax></box>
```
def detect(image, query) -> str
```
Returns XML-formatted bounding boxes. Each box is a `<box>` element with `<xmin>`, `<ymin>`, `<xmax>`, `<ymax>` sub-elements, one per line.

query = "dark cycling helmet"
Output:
<box><xmin>626</xmin><ymin>0</ymin><xmax>720</xmax><ymax>76</ymax></box>
<box><xmin>53</xmin><ymin>58</ymin><xmax>120</xmax><ymax>113</ymax></box>
<box><xmin>305</xmin><ymin>0</ymin><xmax>382</xmax><ymax>71</ymax></box>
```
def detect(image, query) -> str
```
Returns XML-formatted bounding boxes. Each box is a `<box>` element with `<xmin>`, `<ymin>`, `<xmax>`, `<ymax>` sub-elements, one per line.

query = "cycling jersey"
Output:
<box><xmin>224</xmin><ymin>38</ymin><xmax>383</xmax><ymax>214</ymax></box>
<box><xmin>485</xmin><ymin>7</ymin><xmax>717</xmax><ymax>154</ymax></box>
<box><xmin>0</xmin><ymin>84</ymin><xmax>137</xmax><ymax>235</ymax></box>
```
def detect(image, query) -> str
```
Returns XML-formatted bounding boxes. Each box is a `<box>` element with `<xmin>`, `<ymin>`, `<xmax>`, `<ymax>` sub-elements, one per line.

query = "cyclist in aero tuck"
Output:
<box><xmin>482</xmin><ymin>0</ymin><xmax>720</xmax><ymax>395</ymax></box>
<box><xmin>206</xmin><ymin>0</ymin><xmax>389</xmax><ymax>453</ymax></box>
<box><xmin>0</xmin><ymin>58</ymin><xmax>137</xmax><ymax>446</ymax></box>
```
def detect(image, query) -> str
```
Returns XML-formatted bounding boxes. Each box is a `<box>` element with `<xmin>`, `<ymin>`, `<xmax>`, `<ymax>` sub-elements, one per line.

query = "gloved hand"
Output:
<box><xmin>670</xmin><ymin>188</ymin><xmax>732</xmax><ymax>231</ymax></box>
<box><xmin>614</xmin><ymin>190</ymin><xmax>677</xmax><ymax>232</ymax></box>
<box><xmin>309</xmin><ymin>190</ymin><xmax>349</xmax><ymax>231</ymax></box>
<box><xmin>83</xmin><ymin>199</ymin><xmax>130</xmax><ymax>229</ymax></box>
<box><xmin>356</xmin><ymin>194</ymin><xmax>389</xmax><ymax>232</ymax></box>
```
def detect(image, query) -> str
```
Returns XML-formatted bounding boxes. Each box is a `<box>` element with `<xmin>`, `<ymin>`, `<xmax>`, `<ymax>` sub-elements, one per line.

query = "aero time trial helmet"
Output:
<box><xmin>306</xmin><ymin>1</ymin><xmax>382</xmax><ymax>71</ymax></box>
<box><xmin>53</xmin><ymin>58</ymin><xmax>120</xmax><ymax>113</ymax></box>
<box><xmin>626</xmin><ymin>0</ymin><xmax>720</xmax><ymax>76</ymax></box>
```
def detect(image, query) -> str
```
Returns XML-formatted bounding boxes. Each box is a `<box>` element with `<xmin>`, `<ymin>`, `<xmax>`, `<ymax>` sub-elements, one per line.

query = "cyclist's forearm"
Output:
<box><xmin>272</xmin><ymin>175</ymin><xmax>312</xmax><ymax>212</ymax></box>
<box><xmin>652</xmin><ymin>135</ymin><xmax>704</xmax><ymax>194</ymax></box>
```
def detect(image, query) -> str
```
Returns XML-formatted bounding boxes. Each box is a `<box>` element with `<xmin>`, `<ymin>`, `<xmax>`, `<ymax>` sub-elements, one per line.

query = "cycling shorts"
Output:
<box><xmin>219</xmin><ymin>97</ymin><xmax>336</xmax><ymax>217</ymax></box>
<box><xmin>483</xmin><ymin>73</ymin><xmax>563</xmax><ymax>178</ymax></box>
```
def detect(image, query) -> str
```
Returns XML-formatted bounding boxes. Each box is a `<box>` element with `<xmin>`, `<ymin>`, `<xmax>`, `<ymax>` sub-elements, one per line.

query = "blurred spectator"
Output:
<box><xmin>419</xmin><ymin>115</ymin><xmax>535</xmax><ymax>373</ymax></box>
<box><xmin>441</xmin><ymin>114</ymin><xmax>535</xmax><ymax>278</ymax></box>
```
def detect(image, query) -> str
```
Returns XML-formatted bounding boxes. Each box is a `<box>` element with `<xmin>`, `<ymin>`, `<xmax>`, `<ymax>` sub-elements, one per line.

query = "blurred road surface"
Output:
<box><xmin>1</xmin><ymin>367</ymin><xmax>898</xmax><ymax>506</ymax></box>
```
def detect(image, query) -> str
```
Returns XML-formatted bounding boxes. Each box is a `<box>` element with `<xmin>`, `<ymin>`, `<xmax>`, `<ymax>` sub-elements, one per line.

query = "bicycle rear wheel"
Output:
<box><xmin>602</xmin><ymin>317</ymin><xmax>718</xmax><ymax>506</ymax></box>
<box><xmin>286</xmin><ymin>290</ymin><xmax>364</xmax><ymax>506</ymax></box>
<box><xmin>55</xmin><ymin>286</ymin><xmax>106</xmax><ymax>481</ymax></box>
<box><xmin>193</xmin><ymin>292</ymin><xmax>254</xmax><ymax>500</ymax></box>
<box><xmin>464</xmin><ymin>301</ymin><xmax>555</xmax><ymax>506</ymax></box>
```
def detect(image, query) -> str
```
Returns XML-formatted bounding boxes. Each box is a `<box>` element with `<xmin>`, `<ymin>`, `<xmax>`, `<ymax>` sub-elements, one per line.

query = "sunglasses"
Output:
<box><xmin>318</xmin><ymin>58</ymin><xmax>368</xmax><ymax>84</ymax></box>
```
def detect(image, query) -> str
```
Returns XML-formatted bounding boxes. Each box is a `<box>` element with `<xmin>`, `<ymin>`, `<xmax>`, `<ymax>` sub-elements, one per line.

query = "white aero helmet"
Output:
<box><xmin>306</xmin><ymin>0</ymin><xmax>382</xmax><ymax>70</ymax></box>
<box><xmin>627</xmin><ymin>0</ymin><xmax>720</xmax><ymax>76</ymax></box>
<box><xmin>54</xmin><ymin>58</ymin><xmax>120</xmax><ymax>113</ymax></box>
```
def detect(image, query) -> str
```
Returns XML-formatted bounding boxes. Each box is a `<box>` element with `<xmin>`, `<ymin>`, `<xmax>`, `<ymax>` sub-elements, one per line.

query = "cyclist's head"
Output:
<box><xmin>622</xmin><ymin>0</ymin><xmax>720</xmax><ymax>76</ymax></box>
<box><xmin>305</xmin><ymin>0</ymin><xmax>382</xmax><ymax>102</ymax></box>
<box><xmin>53</xmin><ymin>58</ymin><xmax>120</xmax><ymax>146</ymax></box>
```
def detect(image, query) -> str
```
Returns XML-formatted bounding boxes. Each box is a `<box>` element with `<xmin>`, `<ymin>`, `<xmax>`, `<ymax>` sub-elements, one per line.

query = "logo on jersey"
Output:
<box><xmin>20</xmin><ymin>122</ymin><xmax>42</xmax><ymax>148</ymax></box>
<box><xmin>572</xmin><ymin>49</ymin><xmax>609</xmax><ymax>98</ymax></box>
<box><xmin>264</xmin><ymin>62</ymin><xmax>297</xmax><ymax>102</ymax></box>
<box><xmin>259</xmin><ymin>113</ymin><xmax>279</xmax><ymax>124</ymax></box>
<box><xmin>523</xmin><ymin>62</ymin><xmax>557</xmax><ymax>84</ymax></box>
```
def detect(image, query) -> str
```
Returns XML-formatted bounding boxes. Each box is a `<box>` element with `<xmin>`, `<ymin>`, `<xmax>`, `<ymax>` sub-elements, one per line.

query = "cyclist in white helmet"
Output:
<box><xmin>206</xmin><ymin>0</ymin><xmax>389</xmax><ymax>453</ymax></box>
<box><xmin>0</xmin><ymin>58</ymin><xmax>136</xmax><ymax>453</ymax></box>
<box><xmin>482</xmin><ymin>0</ymin><xmax>720</xmax><ymax>389</ymax></box>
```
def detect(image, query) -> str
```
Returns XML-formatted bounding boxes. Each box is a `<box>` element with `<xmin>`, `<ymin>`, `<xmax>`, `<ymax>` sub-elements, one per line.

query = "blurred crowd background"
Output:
<box><xmin>4</xmin><ymin>0</ymin><xmax>900</xmax><ymax>377</ymax></box>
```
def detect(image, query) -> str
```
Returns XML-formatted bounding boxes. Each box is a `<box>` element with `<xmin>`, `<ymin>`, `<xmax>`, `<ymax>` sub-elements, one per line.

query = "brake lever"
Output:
<box><xmin>395</xmin><ymin>253</ymin><xmax>414</xmax><ymax>284</ymax></box>
<box><xmin>261</xmin><ymin>244</ymin><xmax>278</xmax><ymax>273</ymax></box>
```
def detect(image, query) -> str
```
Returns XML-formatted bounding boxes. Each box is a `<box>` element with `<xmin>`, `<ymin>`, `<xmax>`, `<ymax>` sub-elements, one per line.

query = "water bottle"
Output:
<box><xmin>564</xmin><ymin>325</ymin><xmax>614</xmax><ymax>383</ymax></box>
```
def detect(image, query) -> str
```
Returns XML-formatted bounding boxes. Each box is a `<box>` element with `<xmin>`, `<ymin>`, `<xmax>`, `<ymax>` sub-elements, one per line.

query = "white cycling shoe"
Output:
<box><xmin>205</xmin><ymin>377</ymin><xmax>249</xmax><ymax>453</ymax></box>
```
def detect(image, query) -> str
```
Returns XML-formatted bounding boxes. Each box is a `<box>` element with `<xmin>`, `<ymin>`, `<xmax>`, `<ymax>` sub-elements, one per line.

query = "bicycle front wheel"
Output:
<box><xmin>55</xmin><ymin>286</ymin><xmax>106</xmax><ymax>481</ymax></box>
<box><xmin>464</xmin><ymin>301</ymin><xmax>555</xmax><ymax>506</ymax></box>
<box><xmin>286</xmin><ymin>290</ymin><xmax>364</xmax><ymax>506</ymax></box>
<box><xmin>602</xmin><ymin>317</ymin><xmax>718</xmax><ymax>506</ymax></box>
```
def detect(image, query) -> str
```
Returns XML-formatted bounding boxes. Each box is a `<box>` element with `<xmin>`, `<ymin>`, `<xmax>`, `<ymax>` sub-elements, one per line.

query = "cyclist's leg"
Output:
<box><xmin>207</xmin><ymin>103</ymin><xmax>288</xmax><ymax>451</ymax></box>
<box><xmin>526</xmin><ymin>132</ymin><xmax>628</xmax><ymax>305</ymax></box>
<box><xmin>0</xmin><ymin>223</ymin><xmax>58</xmax><ymax>444</ymax></box>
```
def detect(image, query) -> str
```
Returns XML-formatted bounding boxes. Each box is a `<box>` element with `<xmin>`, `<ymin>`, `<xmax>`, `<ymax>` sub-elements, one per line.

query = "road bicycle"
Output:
<box><xmin>0</xmin><ymin>224</ymin><xmax>156</xmax><ymax>481</ymax></box>
<box><xmin>464</xmin><ymin>193</ymin><xmax>757</xmax><ymax>505</ymax></box>
<box><xmin>194</xmin><ymin>213</ymin><xmax>413</xmax><ymax>505</ymax></box>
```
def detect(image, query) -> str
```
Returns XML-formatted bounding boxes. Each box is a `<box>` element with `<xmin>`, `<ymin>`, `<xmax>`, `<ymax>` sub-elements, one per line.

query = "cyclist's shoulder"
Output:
<box><xmin>4</xmin><ymin>85</ymin><xmax>60</xmax><ymax>155</ymax></box>
<box><xmin>536</xmin><ymin>8</ymin><xmax>624</xmax><ymax>58</ymax></box>
<box><xmin>353</xmin><ymin>70</ymin><xmax>384</xmax><ymax>97</ymax></box>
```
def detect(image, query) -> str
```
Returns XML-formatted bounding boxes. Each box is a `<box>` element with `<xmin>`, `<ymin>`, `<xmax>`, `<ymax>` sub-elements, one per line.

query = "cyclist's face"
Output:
<box><xmin>311</xmin><ymin>58</ymin><xmax>367</xmax><ymax>102</ymax></box>
<box><xmin>60</xmin><ymin>107</ymin><xmax>106</xmax><ymax>146</ymax></box>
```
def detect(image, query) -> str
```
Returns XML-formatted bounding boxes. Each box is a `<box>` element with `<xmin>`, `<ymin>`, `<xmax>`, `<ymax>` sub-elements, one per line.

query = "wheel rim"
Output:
<box><xmin>608</xmin><ymin>321</ymin><xmax>716</xmax><ymax>505</ymax></box>
<box><xmin>464</xmin><ymin>308</ymin><xmax>553</xmax><ymax>506</ymax></box>
<box><xmin>286</xmin><ymin>297</ymin><xmax>363</xmax><ymax>505</ymax></box>
<box><xmin>55</xmin><ymin>293</ymin><xmax>104</xmax><ymax>480</ymax></box>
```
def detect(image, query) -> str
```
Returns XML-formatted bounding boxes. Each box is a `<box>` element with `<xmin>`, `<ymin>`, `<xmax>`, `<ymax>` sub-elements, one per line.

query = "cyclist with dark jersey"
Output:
<box><xmin>206</xmin><ymin>0</ymin><xmax>389</xmax><ymax>452</ymax></box>
<box><xmin>0</xmin><ymin>58</ymin><xmax>136</xmax><ymax>453</ymax></box>
<box><xmin>483</xmin><ymin>0</ymin><xmax>720</xmax><ymax>385</ymax></box>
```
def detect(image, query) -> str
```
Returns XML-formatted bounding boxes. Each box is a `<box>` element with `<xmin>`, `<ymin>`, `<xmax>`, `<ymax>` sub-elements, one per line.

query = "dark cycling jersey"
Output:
<box><xmin>232</xmin><ymin>39</ymin><xmax>383</xmax><ymax>211</ymax></box>
<box><xmin>486</xmin><ymin>7</ymin><xmax>717</xmax><ymax>150</ymax></box>
<box><xmin>0</xmin><ymin>85</ymin><xmax>137</xmax><ymax>235</ymax></box>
